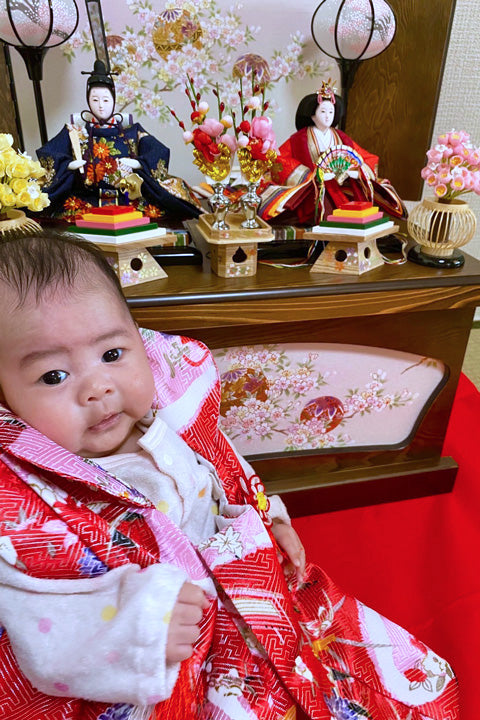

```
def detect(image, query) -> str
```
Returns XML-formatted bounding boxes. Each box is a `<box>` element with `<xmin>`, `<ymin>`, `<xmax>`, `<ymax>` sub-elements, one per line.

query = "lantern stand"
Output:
<box><xmin>337</xmin><ymin>58</ymin><xmax>360</xmax><ymax>131</ymax></box>
<box><xmin>15</xmin><ymin>46</ymin><xmax>49</xmax><ymax>145</ymax></box>
<box><xmin>3</xmin><ymin>43</ymin><xmax>24</xmax><ymax>150</ymax></box>
<box><xmin>311</xmin><ymin>0</ymin><xmax>396</xmax><ymax>131</ymax></box>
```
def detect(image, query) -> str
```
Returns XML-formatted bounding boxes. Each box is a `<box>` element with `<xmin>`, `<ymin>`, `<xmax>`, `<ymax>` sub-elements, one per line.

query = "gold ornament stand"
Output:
<box><xmin>95</xmin><ymin>235</ymin><xmax>175</xmax><ymax>287</ymax></box>
<box><xmin>305</xmin><ymin>224</ymin><xmax>399</xmax><ymax>276</ymax></box>
<box><xmin>196</xmin><ymin>212</ymin><xmax>274</xmax><ymax>277</ymax></box>
<box><xmin>0</xmin><ymin>209</ymin><xmax>41</xmax><ymax>237</ymax></box>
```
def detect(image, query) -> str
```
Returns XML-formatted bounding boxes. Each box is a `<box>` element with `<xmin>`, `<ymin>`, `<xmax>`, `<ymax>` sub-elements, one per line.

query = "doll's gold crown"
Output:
<box><xmin>317</xmin><ymin>79</ymin><xmax>336</xmax><ymax>104</ymax></box>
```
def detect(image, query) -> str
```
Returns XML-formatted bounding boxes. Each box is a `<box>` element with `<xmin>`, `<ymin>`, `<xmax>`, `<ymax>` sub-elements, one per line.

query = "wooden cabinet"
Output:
<box><xmin>125</xmin><ymin>244</ymin><xmax>480</xmax><ymax>516</ymax></box>
<box><xmin>345</xmin><ymin>0</ymin><xmax>457</xmax><ymax>200</ymax></box>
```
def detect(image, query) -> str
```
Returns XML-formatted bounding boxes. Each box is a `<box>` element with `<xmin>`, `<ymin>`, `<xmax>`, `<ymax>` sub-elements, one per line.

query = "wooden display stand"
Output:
<box><xmin>124</xmin><ymin>244</ymin><xmax>480</xmax><ymax>516</ymax></box>
<box><xmin>196</xmin><ymin>212</ymin><xmax>274</xmax><ymax>277</ymax></box>
<box><xmin>95</xmin><ymin>234</ymin><xmax>176</xmax><ymax>287</ymax></box>
<box><xmin>305</xmin><ymin>224</ymin><xmax>399</xmax><ymax>275</ymax></box>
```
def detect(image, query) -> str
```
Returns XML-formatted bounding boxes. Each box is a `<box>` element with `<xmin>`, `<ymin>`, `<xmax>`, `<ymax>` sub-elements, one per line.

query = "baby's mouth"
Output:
<box><xmin>88</xmin><ymin>413</ymin><xmax>121</xmax><ymax>433</ymax></box>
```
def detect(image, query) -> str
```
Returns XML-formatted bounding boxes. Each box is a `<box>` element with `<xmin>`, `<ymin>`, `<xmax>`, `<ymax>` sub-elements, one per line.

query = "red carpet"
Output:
<box><xmin>293</xmin><ymin>372</ymin><xmax>479</xmax><ymax>720</ymax></box>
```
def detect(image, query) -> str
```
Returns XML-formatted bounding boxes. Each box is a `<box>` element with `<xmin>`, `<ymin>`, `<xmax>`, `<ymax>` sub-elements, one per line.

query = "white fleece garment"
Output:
<box><xmin>0</xmin><ymin>415</ymin><xmax>290</xmax><ymax>706</ymax></box>
<box><xmin>0</xmin><ymin>561</ymin><xmax>194</xmax><ymax>705</ymax></box>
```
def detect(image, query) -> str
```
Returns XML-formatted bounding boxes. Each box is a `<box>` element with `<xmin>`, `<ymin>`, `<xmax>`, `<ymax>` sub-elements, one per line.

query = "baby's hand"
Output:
<box><xmin>166</xmin><ymin>582</ymin><xmax>208</xmax><ymax>664</ymax></box>
<box><xmin>271</xmin><ymin>521</ymin><xmax>306</xmax><ymax>582</ymax></box>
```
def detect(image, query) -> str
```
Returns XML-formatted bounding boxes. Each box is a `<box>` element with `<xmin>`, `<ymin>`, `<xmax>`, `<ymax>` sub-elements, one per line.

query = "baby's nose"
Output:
<box><xmin>79</xmin><ymin>374</ymin><xmax>114</xmax><ymax>404</ymax></box>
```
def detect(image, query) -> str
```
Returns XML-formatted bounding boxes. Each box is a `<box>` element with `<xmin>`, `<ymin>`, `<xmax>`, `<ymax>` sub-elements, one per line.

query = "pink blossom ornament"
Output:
<box><xmin>427</xmin><ymin>147</ymin><xmax>443</xmax><ymax>164</ymax></box>
<box><xmin>250</xmin><ymin>116</ymin><xmax>276</xmax><ymax>148</ymax></box>
<box><xmin>434</xmin><ymin>183</ymin><xmax>448</xmax><ymax>198</ymax></box>
<box><xmin>449</xmin><ymin>154</ymin><xmax>463</xmax><ymax>167</ymax></box>
<box><xmin>199</xmin><ymin>118</ymin><xmax>224</xmax><ymax>138</ymax></box>
<box><xmin>451</xmin><ymin>176</ymin><xmax>465</xmax><ymax>192</ymax></box>
<box><xmin>219</xmin><ymin>133</ymin><xmax>237</xmax><ymax>152</ymax></box>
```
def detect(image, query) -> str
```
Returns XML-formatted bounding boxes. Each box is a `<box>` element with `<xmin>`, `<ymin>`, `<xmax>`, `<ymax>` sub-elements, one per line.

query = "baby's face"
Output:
<box><xmin>0</xmin><ymin>276</ymin><xmax>155</xmax><ymax>458</ymax></box>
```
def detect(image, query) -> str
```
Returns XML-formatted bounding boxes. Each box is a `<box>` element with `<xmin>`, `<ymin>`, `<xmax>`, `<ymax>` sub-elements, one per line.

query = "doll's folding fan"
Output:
<box><xmin>316</xmin><ymin>144</ymin><xmax>363</xmax><ymax>185</ymax></box>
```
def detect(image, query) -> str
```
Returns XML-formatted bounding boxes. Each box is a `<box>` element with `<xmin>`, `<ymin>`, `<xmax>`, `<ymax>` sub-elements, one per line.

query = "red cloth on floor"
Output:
<box><xmin>293</xmin><ymin>372</ymin><xmax>479</xmax><ymax>720</ymax></box>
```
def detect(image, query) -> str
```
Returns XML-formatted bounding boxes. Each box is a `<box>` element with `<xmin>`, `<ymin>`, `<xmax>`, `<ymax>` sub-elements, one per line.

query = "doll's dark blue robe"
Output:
<box><xmin>37</xmin><ymin>116</ymin><xmax>200</xmax><ymax>222</ymax></box>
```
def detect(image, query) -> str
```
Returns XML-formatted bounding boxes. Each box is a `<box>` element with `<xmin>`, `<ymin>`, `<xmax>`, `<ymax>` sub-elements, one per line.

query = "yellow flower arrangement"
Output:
<box><xmin>0</xmin><ymin>133</ymin><xmax>50</xmax><ymax>216</ymax></box>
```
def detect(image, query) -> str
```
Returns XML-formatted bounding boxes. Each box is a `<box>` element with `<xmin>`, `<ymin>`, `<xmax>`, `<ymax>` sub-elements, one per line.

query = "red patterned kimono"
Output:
<box><xmin>259</xmin><ymin>126</ymin><xmax>407</xmax><ymax>225</ymax></box>
<box><xmin>0</xmin><ymin>330</ymin><xmax>458</xmax><ymax>720</ymax></box>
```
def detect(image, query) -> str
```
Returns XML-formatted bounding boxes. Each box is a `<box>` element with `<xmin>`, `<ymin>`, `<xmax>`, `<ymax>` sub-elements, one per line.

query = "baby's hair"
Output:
<box><xmin>0</xmin><ymin>230</ymin><xmax>127</xmax><ymax>307</ymax></box>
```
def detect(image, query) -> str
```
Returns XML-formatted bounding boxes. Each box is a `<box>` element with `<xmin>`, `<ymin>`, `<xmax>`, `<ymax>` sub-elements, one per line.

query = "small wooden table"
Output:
<box><xmin>125</xmin><ymin>237</ymin><xmax>480</xmax><ymax>516</ymax></box>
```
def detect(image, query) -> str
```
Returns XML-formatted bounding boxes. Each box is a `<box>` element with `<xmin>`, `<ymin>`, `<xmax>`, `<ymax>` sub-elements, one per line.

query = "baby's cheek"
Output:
<box><xmin>130</xmin><ymin>366</ymin><xmax>155</xmax><ymax>414</ymax></box>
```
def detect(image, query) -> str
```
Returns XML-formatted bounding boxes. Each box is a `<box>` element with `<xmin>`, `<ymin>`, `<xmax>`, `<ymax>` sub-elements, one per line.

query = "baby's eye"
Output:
<box><xmin>40</xmin><ymin>370</ymin><xmax>68</xmax><ymax>386</ymax></box>
<box><xmin>102</xmin><ymin>348</ymin><xmax>123</xmax><ymax>363</ymax></box>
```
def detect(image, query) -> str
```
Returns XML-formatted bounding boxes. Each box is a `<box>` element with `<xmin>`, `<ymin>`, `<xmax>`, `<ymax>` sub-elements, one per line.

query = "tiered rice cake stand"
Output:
<box><xmin>305</xmin><ymin>202</ymin><xmax>399</xmax><ymax>276</ymax></box>
<box><xmin>196</xmin><ymin>212</ymin><xmax>274</xmax><ymax>278</ymax></box>
<box><xmin>71</xmin><ymin>206</ymin><xmax>176</xmax><ymax>287</ymax></box>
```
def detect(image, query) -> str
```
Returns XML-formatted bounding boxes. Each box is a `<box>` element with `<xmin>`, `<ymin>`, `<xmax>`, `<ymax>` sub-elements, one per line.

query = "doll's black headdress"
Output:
<box><xmin>82</xmin><ymin>59</ymin><xmax>116</xmax><ymax>103</ymax></box>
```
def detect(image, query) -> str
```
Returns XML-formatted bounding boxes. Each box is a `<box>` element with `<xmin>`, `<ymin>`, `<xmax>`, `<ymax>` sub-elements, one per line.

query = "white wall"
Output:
<box><xmin>427</xmin><ymin>0</ymin><xmax>480</xmax><ymax>264</ymax></box>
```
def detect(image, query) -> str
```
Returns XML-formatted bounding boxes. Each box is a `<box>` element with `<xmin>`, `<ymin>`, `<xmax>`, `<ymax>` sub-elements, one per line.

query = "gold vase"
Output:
<box><xmin>407</xmin><ymin>197</ymin><xmax>477</xmax><ymax>268</ymax></box>
<box><xmin>0</xmin><ymin>209</ymin><xmax>42</xmax><ymax>238</ymax></box>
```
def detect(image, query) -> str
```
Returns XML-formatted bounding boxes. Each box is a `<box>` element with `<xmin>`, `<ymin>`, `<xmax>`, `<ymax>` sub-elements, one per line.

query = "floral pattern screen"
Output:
<box><xmin>212</xmin><ymin>343</ymin><xmax>446</xmax><ymax>458</ymax></box>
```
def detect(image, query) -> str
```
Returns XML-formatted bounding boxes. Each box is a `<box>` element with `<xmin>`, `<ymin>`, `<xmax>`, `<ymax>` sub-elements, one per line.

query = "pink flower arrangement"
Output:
<box><xmin>232</xmin><ymin>75</ymin><xmax>277</xmax><ymax>182</ymax></box>
<box><xmin>421</xmin><ymin>129</ymin><xmax>480</xmax><ymax>201</ymax></box>
<box><xmin>169</xmin><ymin>78</ymin><xmax>236</xmax><ymax>180</ymax></box>
<box><xmin>236</xmin><ymin>115</ymin><xmax>276</xmax><ymax>159</ymax></box>
<box><xmin>233</xmin><ymin>79</ymin><xmax>277</xmax><ymax>159</ymax></box>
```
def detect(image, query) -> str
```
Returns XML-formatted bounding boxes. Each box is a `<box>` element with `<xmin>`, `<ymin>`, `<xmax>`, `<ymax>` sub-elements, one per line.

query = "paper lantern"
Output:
<box><xmin>311</xmin><ymin>0</ymin><xmax>396</xmax><ymax>129</ymax></box>
<box><xmin>0</xmin><ymin>0</ymin><xmax>79</xmax><ymax>144</ymax></box>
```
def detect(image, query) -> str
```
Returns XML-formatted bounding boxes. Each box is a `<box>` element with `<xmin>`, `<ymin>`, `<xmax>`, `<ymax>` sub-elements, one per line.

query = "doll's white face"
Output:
<box><xmin>88</xmin><ymin>86</ymin><xmax>115</xmax><ymax>122</ymax></box>
<box><xmin>312</xmin><ymin>100</ymin><xmax>335</xmax><ymax>132</ymax></box>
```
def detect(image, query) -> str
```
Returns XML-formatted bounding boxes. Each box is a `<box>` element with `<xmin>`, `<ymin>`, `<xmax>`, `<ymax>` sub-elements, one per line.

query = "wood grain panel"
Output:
<box><xmin>130</xmin><ymin>286</ymin><xmax>480</xmax><ymax>331</ymax></box>
<box><xmin>345</xmin><ymin>0</ymin><xmax>456</xmax><ymax>200</ymax></box>
<box><xmin>263</xmin><ymin>459</ymin><xmax>457</xmax><ymax>517</ymax></box>
<box><xmin>126</xmin><ymin>233</ymin><xmax>480</xmax><ymax>307</ymax></box>
<box><xmin>0</xmin><ymin>45</ymin><xmax>21</xmax><ymax>147</ymax></box>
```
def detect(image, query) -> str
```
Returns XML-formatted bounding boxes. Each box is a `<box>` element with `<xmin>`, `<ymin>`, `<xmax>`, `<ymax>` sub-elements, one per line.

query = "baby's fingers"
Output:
<box><xmin>293</xmin><ymin>545</ymin><xmax>306</xmax><ymax>582</ymax></box>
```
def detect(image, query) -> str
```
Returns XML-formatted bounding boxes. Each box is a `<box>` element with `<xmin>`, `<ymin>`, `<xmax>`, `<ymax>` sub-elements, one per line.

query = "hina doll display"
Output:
<box><xmin>259</xmin><ymin>80</ymin><xmax>407</xmax><ymax>226</ymax></box>
<box><xmin>37</xmin><ymin>60</ymin><xmax>200</xmax><ymax>222</ymax></box>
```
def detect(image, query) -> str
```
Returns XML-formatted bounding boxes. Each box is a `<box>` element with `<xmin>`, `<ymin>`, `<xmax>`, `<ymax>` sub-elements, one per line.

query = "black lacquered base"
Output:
<box><xmin>407</xmin><ymin>244</ymin><xmax>465</xmax><ymax>269</ymax></box>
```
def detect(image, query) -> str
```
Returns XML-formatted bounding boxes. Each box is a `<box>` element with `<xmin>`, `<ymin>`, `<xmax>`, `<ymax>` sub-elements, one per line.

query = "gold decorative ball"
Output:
<box><xmin>152</xmin><ymin>8</ymin><xmax>202</xmax><ymax>58</ymax></box>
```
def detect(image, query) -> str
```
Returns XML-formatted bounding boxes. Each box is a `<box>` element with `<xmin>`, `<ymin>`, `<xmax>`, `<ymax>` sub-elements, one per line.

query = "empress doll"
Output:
<box><xmin>259</xmin><ymin>80</ymin><xmax>407</xmax><ymax>225</ymax></box>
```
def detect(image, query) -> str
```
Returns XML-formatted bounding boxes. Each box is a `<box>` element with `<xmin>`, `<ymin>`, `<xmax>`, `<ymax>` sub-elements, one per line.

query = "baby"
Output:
<box><xmin>0</xmin><ymin>232</ymin><xmax>458</xmax><ymax>720</ymax></box>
